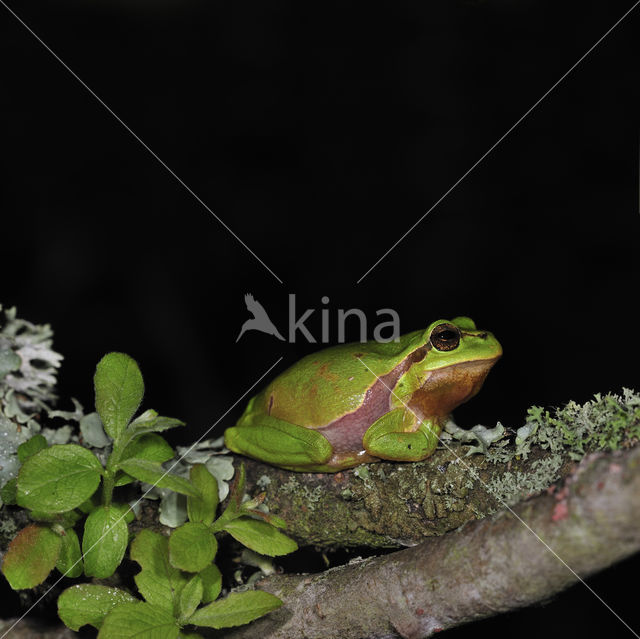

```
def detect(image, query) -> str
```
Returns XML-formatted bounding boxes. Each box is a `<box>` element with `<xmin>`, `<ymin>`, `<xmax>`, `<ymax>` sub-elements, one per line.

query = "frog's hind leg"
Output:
<box><xmin>362</xmin><ymin>408</ymin><xmax>441</xmax><ymax>462</ymax></box>
<box><xmin>224</xmin><ymin>413</ymin><xmax>333</xmax><ymax>471</ymax></box>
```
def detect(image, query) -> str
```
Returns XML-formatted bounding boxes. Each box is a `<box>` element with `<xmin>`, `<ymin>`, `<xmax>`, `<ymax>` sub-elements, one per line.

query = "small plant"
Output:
<box><xmin>1</xmin><ymin>352</ymin><xmax>296</xmax><ymax>636</ymax></box>
<box><xmin>58</xmin><ymin>462</ymin><xmax>292</xmax><ymax>636</ymax></box>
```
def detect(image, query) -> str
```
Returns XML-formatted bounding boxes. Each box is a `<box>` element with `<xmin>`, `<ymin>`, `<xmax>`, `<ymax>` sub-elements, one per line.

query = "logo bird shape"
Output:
<box><xmin>236</xmin><ymin>293</ymin><xmax>285</xmax><ymax>342</ymax></box>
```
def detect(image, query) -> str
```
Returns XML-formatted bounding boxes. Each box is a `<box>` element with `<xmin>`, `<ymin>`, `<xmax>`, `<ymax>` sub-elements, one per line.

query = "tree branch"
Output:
<box><xmin>239</xmin><ymin>442</ymin><xmax>572</xmax><ymax>548</ymax></box>
<box><xmin>223</xmin><ymin>445</ymin><xmax>640</xmax><ymax>639</ymax></box>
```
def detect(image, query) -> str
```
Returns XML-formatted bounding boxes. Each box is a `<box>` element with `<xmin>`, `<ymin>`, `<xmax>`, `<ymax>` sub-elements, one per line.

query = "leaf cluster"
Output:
<box><xmin>58</xmin><ymin>462</ymin><xmax>290</xmax><ymax>637</ymax></box>
<box><xmin>1</xmin><ymin>352</ymin><xmax>295</xmax><ymax>635</ymax></box>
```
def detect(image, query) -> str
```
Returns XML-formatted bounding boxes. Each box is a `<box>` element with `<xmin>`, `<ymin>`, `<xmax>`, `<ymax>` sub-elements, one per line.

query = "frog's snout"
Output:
<box><xmin>482</xmin><ymin>331</ymin><xmax>503</xmax><ymax>360</ymax></box>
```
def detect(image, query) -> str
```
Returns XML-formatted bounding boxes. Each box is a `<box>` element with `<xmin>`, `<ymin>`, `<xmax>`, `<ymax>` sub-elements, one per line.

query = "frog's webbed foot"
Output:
<box><xmin>363</xmin><ymin>408</ymin><xmax>441</xmax><ymax>462</ymax></box>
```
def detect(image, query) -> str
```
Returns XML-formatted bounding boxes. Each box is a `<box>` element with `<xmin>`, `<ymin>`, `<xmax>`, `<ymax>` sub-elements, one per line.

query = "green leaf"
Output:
<box><xmin>129</xmin><ymin>408</ymin><xmax>159</xmax><ymax>428</ymax></box>
<box><xmin>122</xmin><ymin>433</ymin><xmax>174</xmax><ymax>464</ymax></box>
<box><xmin>122</xmin><ymin>410</ymin><xmax>185</xmax><ymax>445</ymax></box>
<box><xmin>17</xmin><ymin>434</ymin><xmax>48</xmax><ymax>462</ymax></box>
<box><xmin>114</xmin><ymin>472</ymin><xmax>135</xmax><ymax>487</ymax></box>
<box><xmin>56</xmin><ymin>528</ymin><xmax>83</xmax><ymax>577</ymax></box>
<box><xmin>240</xmin><ymin>507</ymin><xmax>287</xmax><ymax>529</ymax></box>
<box><xmin>223</xmin><ymin>518</ymin><xmax>298</xmax><ymax>557</ymax></box>
<box><xmin>94</xmin><ymin>352</ymin><xmax>144</xmax><ymax>440</ymax></box>
<box><xmin>77</xmin><ymin>494</ymin><xmax>100</xmax><ymax>514</ymax></box>
<box><xmin>130</xmin><ymin>529</ymin><xmax>188</xmax><ymax>613</ymax></box>
<box><xmin>188</xmin><ymin>591</ymin><xmax>283</xmax><ymax>629</ymax></box>
<box><xmin>2</xmin><ymin>524</ymin><xmax>62</xmax><ymax>589</ymax></box>
<box><xmin>178</xmin><ymin>575</ymin><xmax>203</xmax><ymax>622</ymax></box>
<box><xmin>212</xmin><ymin>464</ymin><xmax>245</xmax><ymax>530</ymax></box>
<box><xmin>267</xmin><ymin>514</ymin><xmax>288</xmax><ymax>529</ymax></box>
<box><xmin>17</xmin><ymin>444</ymin><xmax>103</xmax><ymax>513</ymax></box>
<box><xmin>198</xmin><ymin>563</ymin><xmax>222</xmax><ymax>603</ymax></box>
<box><xmin>58</xmin><ymin>584</ymin><xmax>137</xmax><ymax>631</ymax></box>
<box><xmin>118</xmin><ymin>459</ymin><xmax>199</xmax><ymax>497</ymax></box>
<box><xmin>98</xmin><ymin>602</ymin><xmax>180</xmax><ymax>639</ymax></box>
<box><xmin>83</xmin><ymin>504</ymin><xmax>130</xmax><ymax>578</ymax></box>
<box><xmin>187</xmin><ymin>464</ymin><xmax>218</xmax><ymax>525</ymax></box>
<box><xmin>28</xmin><ymin>510</ymin><xmax>82</xmax><ymax>527</ymax></box>
<box><xmin>1</xmin><ymin>478</ymin><xmax>17</xmax><ymax>505</ymax></box>
<box><xmin>229</xmin><ymin>463</ymin><xmax>246</xmax><ymax>511</ymax></box>
<box><xmin>168</xmin><ymin>523</ymin><xmax>217</xmax><ymax>573</ymax></box>
<box><xmin>129</xmin><ymin>411</ymin><xmax>185</xmax><ymax>435</ymax></box>
<box><xmin>114</xmin><ymin>411</ymin><xmax>185</xmax><ymax>462</ymax></box>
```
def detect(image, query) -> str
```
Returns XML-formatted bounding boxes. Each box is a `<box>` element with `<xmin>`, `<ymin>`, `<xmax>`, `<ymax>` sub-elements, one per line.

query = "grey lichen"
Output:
<box><xmin>0</xmin><ymin>306</ymin><xmax>62</xmax><ymax>416</ymax></box>
<box><xmin>256</xmin><ymin>474</ymin><xmax>272</xmax><ymax>490</ymax></box>
<box><xmin>442</xmin><ymin>420</ymin><xmax>506</xmax><ymax>454</ymax></box>
<box><xmin>79</xmin><ymin>411</ymin><xmax>110</xmax><ymax>448</ymax></box>
<box><xmin>447</xmin><ymin>389</ymin><xmax>640</xmax><ymax>509</ymax></box>
<box><xmin>0</xmin><ymin>306</ymin><xmax>81</xmax><ymax>492</ymax></box>
<box><xmin>279</xmin><ymin>477</ymin><xmax>324</xmax><ymax>507</ymax></box>
<box><xmin>353</xmin><ymin>466</ymin><xmax>370</xmax><ymax>481</ymax></box>
<box><xmin>485</xmin><ymin>454</ymin><xmax>564</xmax><ymax>506</ymax></box>
<box><xmin>446</xmin><ymin>389</ymin><xmax>640</xmax><ymax>467</ymax></box>
<box><xmin>514</xmin><ymin>389</ymin><xmax>640</xmax><ymax>459</ymax></box>
<box><xmin>280</xmin><ymin>476</ymin><xmax>301</xmax><ymax>496</ymax></box>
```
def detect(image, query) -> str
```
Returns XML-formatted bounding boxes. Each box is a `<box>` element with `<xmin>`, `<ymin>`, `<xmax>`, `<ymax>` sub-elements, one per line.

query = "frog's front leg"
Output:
<box><xmin>224</xmin><ymin>413</ymin><xmax>333</xmax><ymax>470</ymax></box>
<box><xmin>362</xmin><ymin>408</ymin><xmax>441</xmax><ymax>462</ymax></box>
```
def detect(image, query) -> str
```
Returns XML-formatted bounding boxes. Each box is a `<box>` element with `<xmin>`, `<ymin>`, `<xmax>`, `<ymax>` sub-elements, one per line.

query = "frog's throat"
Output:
<box><xmin>318</xmin><ymin>353</ymin><xmax>499</xmax><ymax>457</ymax></box>
<box><xmin>408</xmin><ymin>357</ymin><xmax>500</xmax><ymax>421</ymax></box>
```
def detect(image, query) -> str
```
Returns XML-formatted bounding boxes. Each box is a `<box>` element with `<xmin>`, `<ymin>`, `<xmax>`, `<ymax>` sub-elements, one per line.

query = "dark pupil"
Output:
<box><xmin>431</xmin><ymin>325</ymin><xmax>460</xmax><ymax>351</ymax></box>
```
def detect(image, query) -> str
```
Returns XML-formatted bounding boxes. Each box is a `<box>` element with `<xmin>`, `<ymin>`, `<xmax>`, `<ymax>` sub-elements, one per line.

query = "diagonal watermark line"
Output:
<box><xmin>0</xmin><ymin>0</ymin><xmax>283</xmax><ymax>285</ymax></box>
<box><xmin>356</xmin><ymin>356</ymin><xmax>639</xmax><ymax>638</ymax></box>
<box><xmin>0</xmin><ymin>356</ymin><xmax>283</xmax><ymax>639</ymax></box>
<box><xmin>357</xmin><ymin>1</ymin><xmax>640</xmax><ymax>284</ymax></box>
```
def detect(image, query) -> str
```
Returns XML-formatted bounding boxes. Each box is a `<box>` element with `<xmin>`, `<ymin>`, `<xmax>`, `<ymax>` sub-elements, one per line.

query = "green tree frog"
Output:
<box><xmin>224</xmin><ymin>317</ymin><xmax>501</xmax><ymax>472</ymax></box>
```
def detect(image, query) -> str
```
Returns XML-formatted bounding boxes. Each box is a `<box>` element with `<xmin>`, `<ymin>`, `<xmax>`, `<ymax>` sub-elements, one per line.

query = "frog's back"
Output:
<box><xmin>247</xmin><ymin>329</ymin><xmax>426</xmax><ymax>427</ymax></box>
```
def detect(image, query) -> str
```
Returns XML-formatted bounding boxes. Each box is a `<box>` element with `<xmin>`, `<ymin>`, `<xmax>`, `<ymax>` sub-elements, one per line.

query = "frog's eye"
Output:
<box><xmin>430</xmin><ymin>323</ymin><xmax>461</xmax><ymax>352</ymax></box>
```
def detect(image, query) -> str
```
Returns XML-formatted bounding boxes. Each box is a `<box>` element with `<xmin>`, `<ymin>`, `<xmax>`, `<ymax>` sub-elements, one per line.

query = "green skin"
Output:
<box><xmin>225</xmin><ymin>317</ymin><xmax>502</xmax><ymax>472</ymax></box>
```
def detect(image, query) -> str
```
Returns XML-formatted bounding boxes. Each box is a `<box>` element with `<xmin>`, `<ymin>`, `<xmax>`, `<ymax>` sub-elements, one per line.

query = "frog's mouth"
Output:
<box><xmin>409</xmin><ymin>355</ymin><xmax>501</xmax><ymax>421</ymax></box>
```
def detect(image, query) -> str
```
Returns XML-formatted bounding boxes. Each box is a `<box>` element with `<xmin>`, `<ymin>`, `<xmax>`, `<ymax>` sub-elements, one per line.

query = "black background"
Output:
<box><xmin>2</xmin><ymin>0</ymin><xmax>640</xmax><ymax>636</ymax></box>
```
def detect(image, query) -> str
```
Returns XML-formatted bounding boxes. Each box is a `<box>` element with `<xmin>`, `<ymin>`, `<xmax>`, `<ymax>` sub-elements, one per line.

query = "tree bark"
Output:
<box><xmin>222</xmin><ymin>445</ymin><xmax>640</xmax><ymax>639</ymax></box>
<box><xmin>240</xmin><ymin>442</ymin><xmax>572</xmax><ymax>548</ymax></box>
